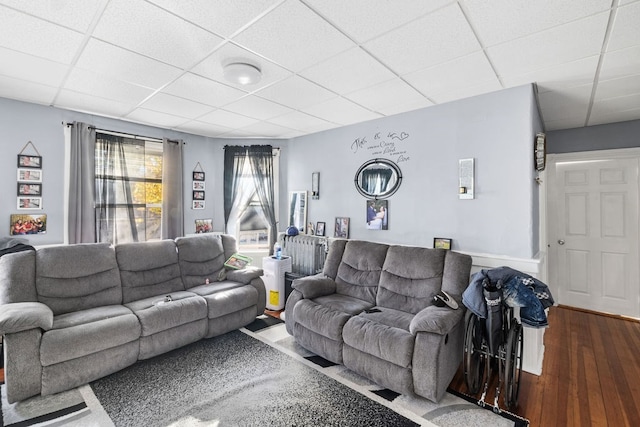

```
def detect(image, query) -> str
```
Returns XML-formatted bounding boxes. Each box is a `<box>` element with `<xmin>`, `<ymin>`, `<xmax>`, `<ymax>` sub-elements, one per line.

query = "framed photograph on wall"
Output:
<box><xmin>366</xmin><ymin>199</ymin><xmax>388</xmax><ymax>230</ymax></box>
<box><xmin>193</xmin><ymin>190</ymin><xmax>205</xmax><ymax>200</ymax></box>
<box><xmin>193</xmin><ymin>171</ymin><xmax>205</xmax><ymax>181</ymax></box>
<box><xmin>17</xmin><ymin>154</ymin><xmax>42</xmax><ymax>169</ymax></box>
<box><xmin>316</xmin><ymin>221</ymin><xmax>326</xmax><ymax>236</ymax></box>
<box><xmin>17</xmin><ymin>197</ymin><xmax>42</xmax><ymax>210</ymax></box>
<box><xmin>192</xmin><ymin>200</ymin><xmax>205</xmax><ymax>210</ymax></box>
<box><xmin>334</xmin><ymin>217</ymin><xmax>350</xmax><ymax>238</ymax></box>
<box><xmin>17</xmin><ymin>168</ymin><xmax>42</xmax><ymax>182</ymax></box>
<box><xmin>10</xmin><ymin>214</ymin><xmax>47</xmax><ymax>235</ymax></box>
<box><xmin>193</xmin><ymin>181</ymin><xmax>205</xmax><ymax>190</ymax></box>
<box><xmin>433</xmin><ymin>238</ymin><xmax>452</xmax><ymax>250</ymax></box>
<box><xmin>17</xmin><ymin>183</ymin><xmax>42</xmax><ymax>196</ymax></box>
<box><xmin>195</xmin><ymin>218</ymin><xmax>213</xmax><ymax>233</ymax></box>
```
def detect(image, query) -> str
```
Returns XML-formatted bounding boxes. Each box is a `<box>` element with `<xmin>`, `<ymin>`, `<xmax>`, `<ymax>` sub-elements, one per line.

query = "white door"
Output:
<box><xmin>550</xmin><ymin>155</ymin><xmax>639</xmax><ymax>318</ymax></box>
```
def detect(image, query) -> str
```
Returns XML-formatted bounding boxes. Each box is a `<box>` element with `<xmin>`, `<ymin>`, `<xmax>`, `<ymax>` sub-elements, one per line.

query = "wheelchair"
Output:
<box><xmin>462</xmin><ymin>279</ymin><xmax>524</xmax><ymax>412</ymax></box>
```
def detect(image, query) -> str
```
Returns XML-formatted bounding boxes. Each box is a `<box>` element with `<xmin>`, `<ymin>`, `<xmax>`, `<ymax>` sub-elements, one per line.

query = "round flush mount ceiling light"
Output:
<box><xmin>223</xmin><ymin>62</ymin><xmax>262</xmax><ymax>85</ymax></box>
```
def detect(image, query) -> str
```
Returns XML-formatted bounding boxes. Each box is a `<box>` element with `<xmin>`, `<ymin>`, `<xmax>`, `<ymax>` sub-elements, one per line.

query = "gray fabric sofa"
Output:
<box><xmin>284</xmin><ymin>239</ymin><xmax>472</xmax><ymax>403</ymax></box>
<box><xmin>0</xmin><ymin>234</ymin><xmax>265</xmax><ymax>403</ymax></box>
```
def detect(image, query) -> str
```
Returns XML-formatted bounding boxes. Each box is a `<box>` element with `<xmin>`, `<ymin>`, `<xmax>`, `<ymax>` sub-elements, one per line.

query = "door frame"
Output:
<box><xmin>545</xmin><ymin>147</ymin><xmax>640</xmax><ymax>312</ymax></box>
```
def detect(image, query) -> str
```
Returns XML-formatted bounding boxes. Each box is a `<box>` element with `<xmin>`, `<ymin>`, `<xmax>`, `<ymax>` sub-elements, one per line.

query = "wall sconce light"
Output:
<box><xmin>312</xmin><ymin>172</ymin><xmax>320</xmax><ymax>199</ymax></box>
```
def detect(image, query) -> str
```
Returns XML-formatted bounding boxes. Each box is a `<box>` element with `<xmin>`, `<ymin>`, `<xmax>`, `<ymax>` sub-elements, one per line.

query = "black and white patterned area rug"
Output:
<box><xmin>1</xmin><ymin>316</ymin><xmax>528</xmax><ymax>427</ymax></box>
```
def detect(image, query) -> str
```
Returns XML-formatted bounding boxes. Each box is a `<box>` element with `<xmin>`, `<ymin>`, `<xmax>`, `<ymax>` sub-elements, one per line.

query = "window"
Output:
<box><xmin>95</xmin><ymin>132</ymin><xmax>163</xmax><ymax>244</ymax></box>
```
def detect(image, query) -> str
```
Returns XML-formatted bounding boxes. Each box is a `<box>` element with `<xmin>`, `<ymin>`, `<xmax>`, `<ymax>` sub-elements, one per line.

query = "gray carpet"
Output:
<box><xmin>90</xmin><ymin>330</ymin><xmax>418</xmax><ymax>427</ymax></box>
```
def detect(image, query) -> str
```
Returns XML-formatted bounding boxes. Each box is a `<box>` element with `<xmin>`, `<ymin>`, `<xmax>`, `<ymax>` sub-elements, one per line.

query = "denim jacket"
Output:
<box><xmin>462</xmin><ymin>266</ymin><xmax>555</xmax><ymax>328</ymax></box>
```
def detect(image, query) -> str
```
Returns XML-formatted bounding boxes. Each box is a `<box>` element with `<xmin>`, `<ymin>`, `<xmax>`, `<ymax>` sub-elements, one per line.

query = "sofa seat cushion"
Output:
<box><xmin>343</xmin><ymin>313</ymin><xmax>415</xmax><ymax>369</ymax></box>
<box><xmin>41</xmin><ymin>305</ymin><xmax>140</xmax><ymax>366</ymax></box>
<box><xmin>357</xmin><ymin>306</ymin><xmax>414</xmax><ymax>331</ymax></box>
<box><xmin>124</xmin><ymin>291</ymin><xmax>207</xmax><ymax>336</ymax></box>
<box><xmin>188</xmin><ymin>280</ymin><xmax>247</xmax><ymax>297</ymax></box>
<box><xmin>199</xmin><ymin>285</ymin><xmax>258</xmax><ymax>319</ymax></box>
<box><xmin>312</xmin><ymin>293</ymin><xmax>373</xmax><ymax>316</ymax></box>
<box><xmin>293</xmin><ymin>299</ymin><xmax>354</xmax><ymax>341</ymax></box>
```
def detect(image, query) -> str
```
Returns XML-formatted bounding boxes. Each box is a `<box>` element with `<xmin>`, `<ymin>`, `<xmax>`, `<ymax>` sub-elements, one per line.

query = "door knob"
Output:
<box><xmin>558</xmin><ymin>239</ymin><xmax>565</xmax><ymax>245</ymax></box>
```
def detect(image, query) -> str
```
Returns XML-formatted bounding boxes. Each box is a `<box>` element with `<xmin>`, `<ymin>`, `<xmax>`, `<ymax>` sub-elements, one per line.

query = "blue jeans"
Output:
<box><xmin>502</xmin><ymin>276</ymin><xmax>548</xmax><ymax>327</ymax></box>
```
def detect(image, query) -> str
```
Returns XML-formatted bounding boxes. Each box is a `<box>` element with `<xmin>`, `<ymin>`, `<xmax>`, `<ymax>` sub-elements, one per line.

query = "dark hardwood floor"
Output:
<box><xmin>448</xmin><ymin>305</ymin><xmax>640</xmax><ymax>426</ymax></box>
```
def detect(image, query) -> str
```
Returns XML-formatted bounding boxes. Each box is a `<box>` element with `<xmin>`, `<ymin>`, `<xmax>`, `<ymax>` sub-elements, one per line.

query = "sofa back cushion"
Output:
<box><xmin>36</xmin><ymin>244</ymin><xmax>122</xmax><ymax>315</ymax></box>
<box><xmin>175</xmin><ymin>234</ymin><xmax>227</xmax><ymax>288</ymax></box>
<box><xmin>377</xmin><ymin>246</ymin><xmax>446</xmax><ymax>314</ymax></box>
<box><xmin>116</xmin><ymin>240</ymin><xmax>184</xmax><ymax>303</ymax></box>
<box><xmin>334</xmin><ymin>240</ymin><xmax>388</xmax><ymax>304</ymax></box>
<box><xmin>0</xmin><ymin>250</ymin><xmax>37</xmax><ymax>304</ymax></box>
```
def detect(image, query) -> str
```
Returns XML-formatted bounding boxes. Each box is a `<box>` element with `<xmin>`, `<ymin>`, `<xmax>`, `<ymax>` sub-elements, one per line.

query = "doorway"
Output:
<box><xmin>548</xmin><ymin>149</ymin><xmax>640</xmax><ymax>318</ymax></box>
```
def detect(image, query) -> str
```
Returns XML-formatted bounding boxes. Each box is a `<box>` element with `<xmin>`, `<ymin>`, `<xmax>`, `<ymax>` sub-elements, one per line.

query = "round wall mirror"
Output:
<box><xmin>354</xmin><ymin>158</ymin><xmax>402</xmax><ymax>199</ymax></box>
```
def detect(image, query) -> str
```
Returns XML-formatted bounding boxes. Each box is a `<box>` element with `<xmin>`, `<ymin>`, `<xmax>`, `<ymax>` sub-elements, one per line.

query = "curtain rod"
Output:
<box><xmin>222</xmin><ymin>145</ymin><xmax>280</xmax><ymax>151</ymax></box>
<box><xmin>63</xmin><ymin>122</ymin><xmax>173</xmax><ymax>144</ymax></box>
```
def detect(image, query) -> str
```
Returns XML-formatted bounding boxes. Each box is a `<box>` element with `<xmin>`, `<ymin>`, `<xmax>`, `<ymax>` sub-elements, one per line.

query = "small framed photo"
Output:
<box><xmin>192</xmin><ymin>200</ymin><xmax>205</xmax><ymax>210</ymax></box>
<box><xmin>10</xmin><ymin>214</ymin><xmax>47</xmax><ymax>235</ymax></box>
<box><xmin>334</xmin><ymin>217</ymin><xmax>350</xmax><ymax>238</ymax></box>
<box><xmin>366</xmin><ymin>199</ymin><xmax>388</xmax><ymax>230</ymax></box>
<box><xmin>434</xmin><ymin>238</ymin><xmax>452</xmax><ymax>250</ymax></box>
<box><xmin>18</xmin><ymin>154</ymin><xmax>42</xmax><ymax>169</ymax></box>
<box><xmin>193</xmin><ymin>190</ymin><xmax>205</xmax><ymax>200</ymax></box>
<box><xmin>195</xmin><ymin>218</ymin><xmax>213</xmax><ymax>233</ymax></box>
<box><xmin>193</xmin><ymin>181</ymin><xmax>205</xmax><ymax>190</ymax></box>
<box><xmin>17</xmin><ymin>197</ymin><xmax>42</xmax><ymax>210</ymax></box>
<box><xmin>17</xmin><ymin>168</ymin><xmax>42</xmax><ymax>182</ymax></box>
<box><xmin>18</xmin><ymin>183</ymin><xmax>42</xmax><ymax>196</ymax></box>
<box><xmin>193</xmin><ymin>171</ymin><xmax>205</xmax><ymax>181</ymax></box>
<box><xmin>316</xmin><ymin>221</ymin><xmax>326</xmax><ymax>236</ymax></box>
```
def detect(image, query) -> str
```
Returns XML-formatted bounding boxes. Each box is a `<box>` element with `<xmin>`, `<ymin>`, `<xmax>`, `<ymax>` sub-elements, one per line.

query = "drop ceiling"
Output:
<box><xmin>0</xmin><ymin>0</ymin><xmax>638</xmax><ymax>139</ymax></box>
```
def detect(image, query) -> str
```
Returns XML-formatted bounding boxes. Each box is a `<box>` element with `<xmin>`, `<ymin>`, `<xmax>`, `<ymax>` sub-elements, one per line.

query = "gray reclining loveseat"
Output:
<box><xmin>285</xmin><ymin>239</ymin><xmax>472</xmax><ymax>402</ymax></box>
<box><xmin>0</xmin><ymin>234</ymin><xmax>265</xmax><ymax>403</ymax></box>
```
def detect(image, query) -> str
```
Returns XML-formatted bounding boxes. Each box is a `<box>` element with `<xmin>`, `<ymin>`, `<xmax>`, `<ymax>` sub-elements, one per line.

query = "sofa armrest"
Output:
<box><xmin>0</xmin><ymin>302</ymin><xmax>53</xmax><ymax>335</ymax></box>
<box><xmin>225</xmin><ymin>266</ymin><xmax>264</xmax><ymax>285</ymax></box>
<box><xmin>409</xmin><ymin>305</ymin><xmax>464</xmax><ymax>336</ymax></box>
<box><xmin>292</xmin><ymin>274</ymin><xmax>336</xmax><ymax>299</ymax></box>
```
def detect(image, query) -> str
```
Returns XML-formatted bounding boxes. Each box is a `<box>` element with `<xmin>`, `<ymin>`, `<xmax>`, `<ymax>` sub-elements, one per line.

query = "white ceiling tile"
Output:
<box><xmin>502</xmin><ymin>56</ymin><xmax>599</xmax><ymax>93</ymax></box>
<box><xmin>198</xmin><ymin>109</ymin><xmax>260</xmax><ymax>128</ymax></box>
<box><xmin>140</xmin><ymin>93</ymin><xmax>214</xmax><ymax>119</ymax></box>
<box><xmin>302</xmin><ymin>97</ymin><xmax>382</xmax><ymax>125</ymax></box>
<box><xmin>191</xmin><ymin>42</ymin><xmax>292</xmax><ymax>91</ymax></box>
<box><xmin>303</xmin><ymin>0</ymin><xmax>453</xmax><ymax>43</ymax></box>
<box><xmin>163</xmin><ymin>73</ymin><xmax>247</xmax><ymax>108</ymax></box>
<box><xmin>595</xmin><ymin>74</ymin><xmax>640</xmax><ymax>100</ymax></box>
<box><xmin>0</xmin><ymin>5</ymin><xmax>84</xmax><ymax>64</ymax></box>
<box><xmin>240</xmin><ymin>121</ymin><xmax>296</xmax><ymax>138</ymax></box>
<box><xmin>255</xmin><ymin>75</ymin><xmax>335</xmax><ymax>109</ymax></box>
<box><xmin>377</xmin><ymin>98</ymin><xmax>435</xmax><ymax>117</ymax></box>
<box><xmin>147</xmin><ymin>0</ymin><xmax>281</xmax><ymax>38</ymax></box>
<box><xmin>403</xmin><ymin>51</ymin><xmax>499</xmax><ymax>97</ymax></box>
<box><xmin>0</xmin><ymin>0</ymin><xmax>107</xmax><ymax>32</ymax></box>
<box><xmin>233</xmin><ymin>0</ymin><xmax>355</xmax><ymax>72</ymax></box>
<box><xmin>269</xmin><ymin>110</ymin><xmax>336</xmax><ymax>132</ymax></box>
<box><xmin>223</xmin><ymin>95</ymin><xmax>294</xmax><ymax>120</ymax></box>
<box><xmin>430</xmin><ymin>80</ymin><xmax>503</xmax><ymax>103</ymax></box>
<box><xmin>75</xmin><ymin>39</ymin><xmax>183</xmax><ymax>89</ymax></box>
<box><xmin>488</xmin><ymin>12</ymin><xmax>609</xmax><ymax>76</ymax></box>
<box><xmin>537</xmin><ymin>84</ymin><xmax>593</xmax><ymax>122</ymax></box>
<box><xmin>345</xmin><ymin>79</ymin><xmax>427</xmax><ymax>113</ymax></box>
<box><xmin>174</xmin><ymin>120</ymin><xmax>233</xmax><ymax>137</ymax></box>
<box><xmin>126</xmin><ymin>108</ymin><xmax>190</xmax><ymax>128</ymax></box>
<box><xmin>588</xmin><ymin>106</ymin><xmax>640</xmax><ymax>126</ymax></box>
<box><xmin>607</xmin><ymin>1</ymin><xmax>640</xmax><ymax>52</ymax></box>
<box><xmin>463</xmin><ymin>0</ymin><xmax>612</xmax><ymax>46</ymax></box>
<box><xmin>364</xmin><ymin>4</ymin><xmax>481</xmax><ymax>75</ymax></box>
<box><xmin>217</xmin><ymin>128</ymin><xmax>260</xmax><ymax>138</ymax></box>
<box><xmin>591</xmin><ymin>93</ymin><xmax>640</xmax><ymax>116</ymax></box>
<box><xmin>299</xmin><ymin>47</ymin><xmax>398</xmax><ymax>94</ymax></box>
<box><xmin>55</xmin><ymin>89</ymin><xmax>134</xmax><ymax>117</ymax></box>
<box><xmin>64</xmin><ymin>68</ymin><xmax>154</xmax><ymax>105</ymax></box>
<box><xmin>544</xmin><ymin>116</ymin><xmax>588</xmax><ymax>130</ymax></box>
<box><xmin>0</xmin><ymin>74</ymin><xmax>57</xmax><ymax>105</ymax></box>
<box><xmin>0</xmin><ymin>46</ymin><xmax>68</xmax><ymax>87</ymax></box>
<box><xmin>599</xmin><ymin>45</ymin><xmax>640</xmax><ymax>80</ymax></box>
<box><xmin>93</xmin><ymin>0</ymin><xmax>224</xmax><ymax>68</ymax></box>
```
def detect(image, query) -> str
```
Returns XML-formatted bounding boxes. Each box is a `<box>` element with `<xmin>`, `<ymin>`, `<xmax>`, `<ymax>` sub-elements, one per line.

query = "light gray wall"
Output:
<box><xmin>547</xmin><ymin>119</ymin><xmax>640</xmax><ymax>153</ymax></box>
<box><xmin>0</xmin><ymin>97</ymin><xmax>283</xmax><ymax>245</ymax></box>
<box><xmin>288</xmin><ymin>84</ymin><xmax>541</xmax><ymax>259</ymax></box>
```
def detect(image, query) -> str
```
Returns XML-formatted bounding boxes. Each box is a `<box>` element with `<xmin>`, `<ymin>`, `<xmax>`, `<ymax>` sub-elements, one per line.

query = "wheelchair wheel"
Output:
<box><xmin>463</xmin><ymin>311</ymin><xmax>485</xmax><ymax>394</ymax></box>
<box><xmin>504</xmin><ymin>320</ymin><xmax>523</xmax><ymax>409</ymax></box>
